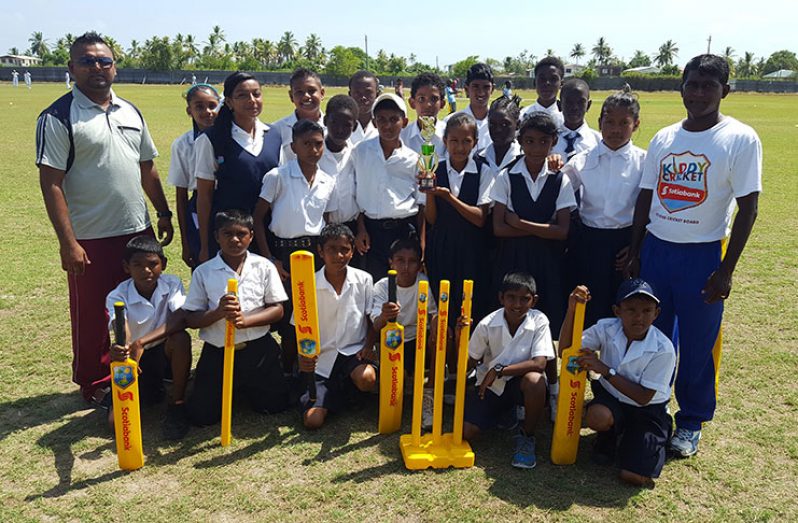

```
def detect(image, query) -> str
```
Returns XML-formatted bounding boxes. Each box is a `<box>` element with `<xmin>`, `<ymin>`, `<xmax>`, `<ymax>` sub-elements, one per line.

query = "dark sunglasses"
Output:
<box><xmin>76</xmin><ymin>56</ymin><xmax>114</xmax><ymax>68</ymax></box>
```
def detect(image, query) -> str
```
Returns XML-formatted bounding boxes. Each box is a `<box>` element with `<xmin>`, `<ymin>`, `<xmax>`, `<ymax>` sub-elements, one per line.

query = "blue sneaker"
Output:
<box><xmin>512</xmin><ymin>432</ymin><xmax>537</xmax><ymax>469</ymax></box>
<box><xmin>670</xmin><ymin>427</ymin><xmax>701</xmax><ymax>457</ymax></box>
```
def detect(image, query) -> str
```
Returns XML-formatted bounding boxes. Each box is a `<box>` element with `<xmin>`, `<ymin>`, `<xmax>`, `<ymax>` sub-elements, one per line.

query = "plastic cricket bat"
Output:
<box><xmin>551</xmin><ymin>301</ymin><xmax>587</xmax><ymax>465</ymax></box>
<box><xmin>379</xmin><ymin>270</ymin><xmax>405</xmax><ymax>434</ymax></box>
<box><xmin>290</xmin><ymin>251</ymin><xmax>321</xmax><ymax>404</ymax></box>
<box><xmin>110</xmin><ymin>301</ymin><xmax>144</xmax><ymax>471</ymax></box>
<box><xmin>220</xmin><ymin>278</ymin><xmax>237</xmax><ymax>447</ymax></box>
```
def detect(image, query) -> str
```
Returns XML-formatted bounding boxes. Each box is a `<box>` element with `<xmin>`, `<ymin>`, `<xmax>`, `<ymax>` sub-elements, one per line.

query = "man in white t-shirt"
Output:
<box><xmin>627</xmin><ymin>54</ymin><xmax>761</xmax><ymax>458</ymax></box>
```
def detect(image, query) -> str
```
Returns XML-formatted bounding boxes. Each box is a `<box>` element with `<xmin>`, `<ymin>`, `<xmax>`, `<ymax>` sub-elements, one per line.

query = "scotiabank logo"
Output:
<box><xmin>657</xmin><ymin>151</ymin><xmax>709</xmax><ymax>213</ymax></box>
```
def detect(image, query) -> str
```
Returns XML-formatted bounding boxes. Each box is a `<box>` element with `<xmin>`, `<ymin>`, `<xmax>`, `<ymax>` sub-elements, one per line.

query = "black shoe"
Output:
<box><xmin>162</xmin><ymin>403</ymin><xmax>190</xmax><ymax>440</ymax></box>
<box><xmin>591</xmin><ymin>430</ymin><xmax>616</xmax><ymax>466</ymax></box>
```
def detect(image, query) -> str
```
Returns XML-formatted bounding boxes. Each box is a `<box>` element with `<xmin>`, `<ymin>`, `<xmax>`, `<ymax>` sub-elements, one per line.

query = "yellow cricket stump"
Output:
<box><xmin>550</xmin><ymin>301</ymin><xmax>587</xmax><ymax>465</ymax></box>
<box><xmin>400</xmin><ymin>280</ymin><xmax>475</xmax><ymax>470</ymax></box>
<box><xmin>379</xmin><ymin>270</ymin><xmax>405</xmax><ymax>434</ymax></box>
<box><xmin>110</xmin><ymin>301</ymin><xmax>144</xmax><ymax>471</ymax></box>
<box><xmin>220</xmin><ymin>278</ymin><xmax>237</xmax><ymax>447</ymax></box>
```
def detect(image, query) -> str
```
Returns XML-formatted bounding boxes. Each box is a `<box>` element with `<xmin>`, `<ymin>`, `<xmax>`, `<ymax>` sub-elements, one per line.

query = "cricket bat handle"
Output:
<box><xmin>307</xmin><ymin>373</ymin><xmax>317</xmax><ymax>403</ymax></box>
<box><xmin>113</xmin><ymin>302</ymin><xmax>126</xmax><ymax>346</ymax></box>
<box><xmin>387</xmin><ymin>269</ymin><xmax>397</xmax><ymax>322</ymax></box>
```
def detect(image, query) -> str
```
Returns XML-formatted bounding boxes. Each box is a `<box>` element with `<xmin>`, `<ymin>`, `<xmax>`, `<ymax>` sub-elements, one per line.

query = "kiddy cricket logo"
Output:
<box><xmin>113</xmin><ymin>365</ymin><xmax>135</xmax><ymax>389</ymax></box>
<box><xmin>657</xmin><ymin>151</ymin><xmax>710</xmax><ymax>213</ymax></box>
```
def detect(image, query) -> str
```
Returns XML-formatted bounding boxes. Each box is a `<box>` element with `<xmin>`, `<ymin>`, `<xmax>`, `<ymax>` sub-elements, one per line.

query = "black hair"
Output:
<box><xmin>682</xmin><ymin>54</ymin><xmax>730</xmax><ymax>85</ymax></box>
<box><xmin>319</xmin><ymin>223</ymin><xmax>355</xmax><ymax>248</ymax></box>
<box><xmin>534</xmin><ymin>56</ymin><xmax>565</xmax><ymax>78</ymax></box>
<box><xmin>290</xmin><ymin>67</ymin><xmax>322</xmax><ymax>88</ymax></box>
<box><xmin>389</xmin><ymin>237</ymin><xmax>422</xmax><ymax>260</ymax></box>
<box><xmin>561</xmin><ymin>78</ymin><xmax>589</xmax><ymax>97</ymax></box>
<box><xmin>466</xmin><ymin>63</ymin><xmax>494</xmax><ymax>85</ymax></box>
<box><xmin>410</xmin><ymin>72</ymin><xmax>445</xmax><ymax>98</ymax></box>
<box><xmin>213</xmin><ymin>72</ymin><xmax>258</xmax><ymax>149</ymax></box>
<box><xmin>500</xmin><ymin>272</ymin><xmax>537</xmax><ymax>295</ymax></box>
<box><xmin>349</xmin><ymin>70</ymin><xmax>379</xmax><ymax>89</ymax></box>
<box><xmin>70</xmin><ymin>32</ymin><xmax>111</xmax><ymax>59</ymax></box>
<box><xmin>214</xmin><ymin>209</ymin><xmax>254</xmax><ymax>232</ymax></box>
<box><xmin>600</xmin><ymin>84</ymin><xmax>641</xmax><ymax>121</ymax></box>
<box><xmin>325</xmin><ymin>94</ymin><xmax>359</xmax><ymax>118</ymax></box>
<box><xmin>184</xmin><ymin>83</ymin><xmax>221</xmax><ymax>135</ymax></box>
<box><xmin>489</xmin><ymin>95</ymin><xmax>521</xmax><ymax>122</ymax></box>
<box><xmin>292</xmin><ymin>118</ymin><xmax>325</xmax><ymax>140</ymax></box>
<box><xmin>518</xmin><ymin>111</ymin><xmax>558</xmax><ymax>138</ymax></box>
<box><xmin>124</xmin><ymin>235</ymin><xmax>165</xmax><ymax>264</ymax></box>
<box><xmin>444</xmin><ymin>112</ymin><xmax>478</xmax><ymax>141</ymax></box>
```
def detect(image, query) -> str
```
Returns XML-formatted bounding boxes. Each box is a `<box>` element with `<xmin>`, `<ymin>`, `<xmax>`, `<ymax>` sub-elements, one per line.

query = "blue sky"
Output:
<box><xmin>2</xmin><ymin>0</ymin><xmax>794</xmax><ymax>67</ymax></box>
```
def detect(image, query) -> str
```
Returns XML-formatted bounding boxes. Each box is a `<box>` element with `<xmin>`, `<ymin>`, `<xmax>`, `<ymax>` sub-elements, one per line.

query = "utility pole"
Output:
<box><xmin>365</xmin><ymin>35</ymin><xmax>369</xmax><ymax>69</ymax></box>
<box><xmin>436</xmin><ymin>55</ymin><xmax>439</xmax><ymax>71</ymax></box>
<box><xmin>707</xmin><ymin>35</ymin><xmax>712</xmax><ymax>54</ymax></box>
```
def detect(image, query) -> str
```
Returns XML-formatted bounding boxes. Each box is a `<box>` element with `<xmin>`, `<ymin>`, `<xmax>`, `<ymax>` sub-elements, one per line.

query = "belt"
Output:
<box><xmin>365</xmin><ymin>217</ymin><xmax>412</xmax><ymax>230</ymax></box>
<box><xmin>273</xmin><ymin>236</ymin><xmax>317</xmax><ymax>249</ymax></box>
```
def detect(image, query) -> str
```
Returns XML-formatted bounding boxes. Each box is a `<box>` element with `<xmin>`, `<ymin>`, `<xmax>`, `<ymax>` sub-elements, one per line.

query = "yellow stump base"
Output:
<box><xmin>399</xmin><ymin>433</ymin><xmax>474</xmax><ymax>470</ymax></box>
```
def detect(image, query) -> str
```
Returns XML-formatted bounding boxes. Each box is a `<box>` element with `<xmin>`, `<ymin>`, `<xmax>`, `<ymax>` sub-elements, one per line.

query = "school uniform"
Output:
<box><xmin>167</xmin><ymin>130</ymin><xmax>202</xmax><ymax>261</ymax></box>
<box><xmin>352</xmin><ymin>136</ymin><xmax>424</xmax><ymax>280</ymax></box>
<box><xmin>399</xmin><ymin>119</ymin><xmax>446</xmax><ymax>155</ymax></box>
<box><xmin>562</xmin><ymin>141</ymin><xmax>646</xmax><ymax>326</ymax></box>
<box><xmin>194</xmin><ymin>119</ymin><xmax>281</xmax><ymax>256</ymax></box>
<box><xmin>479</xmin><ymin>141</ymin><xmax>522</xmax><ymax>179</ymax></box>
<box><xmin>318</xmin><ymin>141</ymin><xmax>363</xmax><ymax>269</ymax></box>
<box><xmin>350</xmin><ymin>120</ymin><xmax>378</xmax><ymax>145</ymax></box>
<box><xmin>296</xmin><ymin>266</ymin><xmax>374</xmax><ymax>412</ymax></box>
<box><xmin>490</xmin><ymin>158</ymin><xmax>577</xmax><ymax>333</ymax></box>
<box><xmin>638</xmin><ymin>117</ymin><xmax>762</xmax><ymax>432</ymax></box>
<box><xmin>583</xmin><ymin>318</ymin><xmax>676</xmax><ymax>478</ymax></box>
<box><xmin>551</xmin><ymin>122</ymin><xmax>601</xmax><ymax>162</ymax></box>
<box><xmin>520</xmin><ymin>101</ymin><xmax>564</xmax><ymax>129</ymax></box>
<box><xmin>271</xmin><ymin>111</ymin><xmax>325</xmax><ymax>165</ymax></box>
<box><xmin>184</xmin><ymin>252</ymin><xmax>289</xmax><ymax>425</ymax></box>
<box><xmin>106</xmin><ymin>274</ymin><xmax>186</xmax><ymax>404</ymax></box>
<box><xmin>464</xmin><ymin>308</ymin><xmax>555</xmax><ymax>429</ymax></box>
<box><xmin>427</xmin><ymin>154</ymin><xmax>494</xmax><ymax>326</ymax></box>
<box><xmin>448</xmin><ymin>105</ymin><xmax>491</xmax><ymax>151</ymax></box>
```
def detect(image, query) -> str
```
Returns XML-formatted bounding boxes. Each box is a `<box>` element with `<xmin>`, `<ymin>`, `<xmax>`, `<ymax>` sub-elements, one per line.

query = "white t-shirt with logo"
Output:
<box><xmin>639</xmin><ymin>117</ymin><xmax>762</xmax><ymax>243</ymax></box>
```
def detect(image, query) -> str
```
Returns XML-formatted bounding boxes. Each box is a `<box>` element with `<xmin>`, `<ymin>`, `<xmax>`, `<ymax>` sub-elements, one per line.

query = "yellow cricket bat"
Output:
<box><xmin>410</xmin><ymin>279</ymin><xmax>429</xmax><ymax>446</ymax></box>
<box><xmin>452</xmin><ymin>280</ymin><xmax>473</xmax><ymax>445</ymax></box>
<box><xmin>220</xmin><ymin>278</ymin><xmax>237</xmax><ymax>447</ymax></box>
<box><xmin>110</xmin><ymin>301</ymin><xmax>144</xmax><ymax>471</ymax></box>
<box><xmin>551</xmin><ymin>301</ymin><xmax>587</xmax><ymax>465</ymax></box>
<box><xmin>290</xmin><ymin>251</ymin><xmax>321</xmax><ymax>403</ymax></box>
<box><xmin>379</xmin><ymin>270</ymin><xmax>405</xmax><ymax>434</ymax></box>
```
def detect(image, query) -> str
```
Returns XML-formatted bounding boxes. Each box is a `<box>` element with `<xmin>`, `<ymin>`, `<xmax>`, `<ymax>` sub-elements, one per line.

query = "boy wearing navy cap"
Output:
<box><xmin>560</xmin><ymin>280</ymin><xmax>676</xmax><ymax>488</ymax></box>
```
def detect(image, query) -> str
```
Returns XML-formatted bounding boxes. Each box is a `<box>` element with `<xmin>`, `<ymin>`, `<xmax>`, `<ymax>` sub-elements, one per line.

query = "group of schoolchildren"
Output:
<box><xmin>105</xmin><ymin>57</ymin><xmax>685</xmax><ymax>488</ymax></box>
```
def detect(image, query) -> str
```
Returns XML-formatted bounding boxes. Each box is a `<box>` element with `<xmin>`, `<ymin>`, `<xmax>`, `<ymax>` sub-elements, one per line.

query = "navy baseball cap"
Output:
<box><xmin>616</xmin><ymin>278</ymin><xmax>660</xmax><ymax>305</ymax></box>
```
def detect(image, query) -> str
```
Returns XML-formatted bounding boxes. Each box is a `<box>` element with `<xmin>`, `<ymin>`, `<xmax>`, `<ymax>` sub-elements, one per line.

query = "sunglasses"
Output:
<box><xmin>76</xmin><ymin>56</ymin><xmax>114</xmax><ymax>68</ymax></box>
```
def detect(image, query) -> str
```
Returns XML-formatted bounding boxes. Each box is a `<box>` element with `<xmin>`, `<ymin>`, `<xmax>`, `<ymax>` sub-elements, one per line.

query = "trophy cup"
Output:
<box><xmin>417</xmin><ymin>116</ymin><xmax>439</xmax><ymax>191</ymax></box>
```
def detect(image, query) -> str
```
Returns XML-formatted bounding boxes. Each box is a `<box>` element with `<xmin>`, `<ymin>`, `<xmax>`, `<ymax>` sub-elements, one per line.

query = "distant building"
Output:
<box><xmin>0</xmin><ymin>54</ymin><xmax>42</xmax><ymax>67</ymax></box>
<box><xmin>762</xmin><ymin>69</ymin><xmax>797</xmax><ymax>79</ymax></box>
<box><xmin>563</xmin><ymin>63</ymin><xmax>585</xmax><ymax>77</ymax></box>
<box><xmin>622</xmin><ymin>65</ymin><xmax>662</xmax><ymax>75</ymax></box>
<box><xmin>597</xmin><ymin>65</ymin><xmax>623</xmax><ymax>77</ymax></box>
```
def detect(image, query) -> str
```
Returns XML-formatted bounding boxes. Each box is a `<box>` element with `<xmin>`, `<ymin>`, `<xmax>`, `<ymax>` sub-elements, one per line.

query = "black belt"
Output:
<box><xmin>273</xmin><ymin>235</ymin><xmax>317</xmax><ymax>249</ymax></box>
<box><xmin>365</xmin><ymin>216</ymin><xmax>412</xmax><ymax>230</ymax></box>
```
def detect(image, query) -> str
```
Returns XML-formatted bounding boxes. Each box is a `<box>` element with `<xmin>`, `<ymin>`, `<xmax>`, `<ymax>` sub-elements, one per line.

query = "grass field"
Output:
<box><xmin>0</xmin><ymin>82</ymin><xmax>797</xmax><ymax>522</ymax></box>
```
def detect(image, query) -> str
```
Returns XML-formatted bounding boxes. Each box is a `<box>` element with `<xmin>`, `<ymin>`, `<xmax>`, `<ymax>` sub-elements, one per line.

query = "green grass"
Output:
<box><xmin>1</xmin><ymin>83</ymin><xmax>797</xmax><ymax>522</ymax></box>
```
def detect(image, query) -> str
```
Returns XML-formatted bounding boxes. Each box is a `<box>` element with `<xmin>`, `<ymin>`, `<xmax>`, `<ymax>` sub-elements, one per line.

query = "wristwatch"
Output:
<box><xmin>156</xmin><ymin>210</ymin><xmax>173</xmax><ymax>219</ymax></box>
<box><xmin>605</xmin><ymin>367</ymin><xmax>617</xmax><ymax>379</ymax></box>
<box><xmin>493</xmin><ymin>363</ymin><xmax>506</xmax><ymax>378</ymax></box>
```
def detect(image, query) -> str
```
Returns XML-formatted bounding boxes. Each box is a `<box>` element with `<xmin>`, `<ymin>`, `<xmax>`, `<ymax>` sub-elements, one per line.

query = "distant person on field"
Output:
<box><xmin>36</xmin><ymin>31</ymin><xmax>174</xmax><ymax>403</ymax></box>
<box><xmin>65</xmin><ymin>71</ymin><xmax>71</xmax><ymax>89</ymax></box>
<box><xmin>502</xmin><ymin>80</ymin><xmax>513</xmax><ymax>98</ymax></box>
<box><xmin>12</xmin><ymin>69</ymin><xmax>19</xmax><ymax>87</ymax></box>
<box><xmin>348</xmin><ymin>70</ymin><xmax>379</xmax><ymax>144</ymax></box>
<box><xmin>272</xmin><ymin>68</ymin><xmax>326</xmax><ymax>165</ymax></box>
<box><xmin>394</xmin><ymin>78</ymin><xmax>404</xmax><ymax>98</ymax></box>
<box><xmin>24</xmin><ymin>70</ymin><xmax>32</xmax><ymax>89</ymax></box>
<box><xmin>445</xmin><ymin>81</ymin><xmax>457</xmax><ymax>114</ymax></box>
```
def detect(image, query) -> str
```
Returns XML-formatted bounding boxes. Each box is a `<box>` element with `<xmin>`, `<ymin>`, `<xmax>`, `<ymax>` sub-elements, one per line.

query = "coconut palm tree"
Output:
<box><xmin>277</xmin><ymin>31</ymin><xmax>297</xmax><ymax>66</ymax></box>
<box><xmin>204</xmin><ymin>25</ymin><xmax>225</xmax><ymax>57</ymax></box>
<box><xmin>29</xmin><ymin>31</ymin><xmax>49</xmax><ymax>57</ymax></box>
<box><xmin>8</xmin><ymin>46</ymin><xmax>20</xmax><ymax>55</ymax></box>
<box><xmin>184</xmin><ymin>34</ymin><xmax>199</xmax><ymax>64</ymax></box>
<box><xmin>655</xmin><ymin>40</ymin><xmax>679</xmax><ymax>67</ymax></box>
<box><xmin>736</xmin><ymin>51</ymin><xmax>757</xmax><ymax>78</ymax></box>
<box><xmin>570</xmin><ymin>43</ymin><xmax>585</xmax><ymax>65</ymax></box>
<box><xmin>103</xmin><ymin>36</ymin><xmax>124</xmax><ymax>61</ymax></box>
<box><xmin>591</xmin><ymin>37</ymin><xmax>612</xmax><ymax>66</ymax></box>
<box><xmin>302</xmin><ymin>33</ymin><xmax>323</xmax><ymax>61</ymax></box>
<box><xmin>723</xmin><ymin>46</ymin><xmax>736</xmax><ymax>76</ymax></box>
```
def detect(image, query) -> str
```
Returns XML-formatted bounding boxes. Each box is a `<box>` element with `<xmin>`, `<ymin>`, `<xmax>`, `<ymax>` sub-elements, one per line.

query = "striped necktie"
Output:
<box><xmin>564</xmin><ymin>131</ymin><xmax>579</xmax><ymax>156</ymax></box>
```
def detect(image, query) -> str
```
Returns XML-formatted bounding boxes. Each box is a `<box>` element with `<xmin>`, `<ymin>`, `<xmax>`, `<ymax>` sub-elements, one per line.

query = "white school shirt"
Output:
<box><xmin>640</xmin><ymin>117</ymin><xmax>762</xmax><ymax>243</ymax></box>
<box><xmin>562</xmin><ymin>141</ymin><xmax>646</xmax><ymax>229</ymax></box>
<box><xmin>583</xmin><ymin>318</ymin><xmax>676</xmax><ymax>406</ymax></box>
<box><xmin>455</xmin><ymin>105</ymin><xmax>491</xmax><ymax>151</ymax></box>
<box><xmin>271</xmin><ymin>111</ymin><xmax>326</xmax><ymax>166</ymax></box>
<box><xmin>106</xmin><ymin>274</ymin><xmax>186</xmax><ymax>349</ymax></box>
<box><xmin>294</xmin><ymin>266</ymin><xmax>374</xmax><ymax>378</ymax></box>
<box><xmin>319</xmin><ymin>141</ymin><xmax>360</xmax><ymax>224</ymax></box>
<box><xmin>184</xmin><ymin>252</ymin><xmax>288</xmax><ymax>347</ymax></box>
<box><xmin>468</xmin><ymin>308</ymin><xmax>555</xmax><ymax>396</ymax></box>
<box><xmin>479</xmin><ymin>141</ymin><xmax>522</xmax><ymax>178</ymax></box>
<box><xmin>352</xmin><ymin>137</ymin><xmax>425</xmax><ymax>219</ymax></box>
<box><xmin>490</xmin><ymin>159</ymin><xmax>577</xmax><ymax>217</ymax></box>
<box><xmin>400</xmin><ymin>119</ymin><xmax>446</xmax><ymax>155</ymax></box>
<box><xmin>520</xmin><ymin>101</ymin><xmax>564</xmax><ymax>129</ymax></box>
<box><xmin>259</xmin><ymin>160</ymin><xmax>337</xmax><ymax>238</ymax></box>
<box><xmin>370</xmin><ymin>273</ymin><xmax>437</xmax><ymax>342</ymax></box>
<box><xmin>194</xmin><ymin>120</ymin><xmax>271</xmax><ymax>182</ymax></box>
<box><xmin>442</xmin><ymin>154</ymin><xmax>494</xmax><ymax>205</ymax></box>
<box><xmin>351</xmin><ymin>119</ymin><xmax>378</xmax><ymax>145</ymax></box>
<box><xmin>551</xmin><ymin>122</ymin><xmax>601</xmax><ymax>160</ymax></box>
<box><xmin>167</xmin><ymin>130</ymin><xmax>199</xmax><ymax>192</ymax></box>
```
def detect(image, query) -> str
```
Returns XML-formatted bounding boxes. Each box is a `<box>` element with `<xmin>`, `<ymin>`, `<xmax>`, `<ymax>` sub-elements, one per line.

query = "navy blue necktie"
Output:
<box><xmin>564</xmin><ymin>132</ymin><xmax>579</xmax><ymax>156</ymax></box>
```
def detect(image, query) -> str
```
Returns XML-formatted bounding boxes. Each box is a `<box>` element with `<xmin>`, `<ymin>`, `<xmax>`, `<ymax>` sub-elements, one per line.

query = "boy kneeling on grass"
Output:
<box><xmin>561</xmin><ymin>280</ymin><xmax>676</xmax><ymax>488</ymax></box>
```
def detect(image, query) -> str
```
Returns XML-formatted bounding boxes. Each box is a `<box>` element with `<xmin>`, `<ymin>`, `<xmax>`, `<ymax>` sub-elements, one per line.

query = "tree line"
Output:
<box><xmin>14</xmin><ymin>29</ymin><xmax>798</xmax><ymax>79</ymax></box>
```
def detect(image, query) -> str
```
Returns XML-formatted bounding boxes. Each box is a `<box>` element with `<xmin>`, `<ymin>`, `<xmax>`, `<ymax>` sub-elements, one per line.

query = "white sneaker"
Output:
<box><xmin>670</xmin><ymin>427</ymin><xmax>701</xmax><ymax>457</ymax></box>
<box><xmin>422</xmin><ymin>389</ymin><xmax>434</xmax><ymax>430</ymax></box>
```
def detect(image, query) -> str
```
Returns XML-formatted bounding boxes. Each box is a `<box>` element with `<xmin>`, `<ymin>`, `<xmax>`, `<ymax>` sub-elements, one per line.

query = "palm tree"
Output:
<box><xmin>204</xmin><ymin>25</ymin><xmax>225</xmax><ymax>57</ymax></box>
<box><xmin>629</xmin><ymin>50</ymin><xmax>652</xmax><ymax>68</ymax></box>
<box><xmin>277</xmin><ymin>31</ymin><xmax>297</xmax><ymax>66</ymax></box>
<box><xmin>736</xmin><ymin>51</ymin><xmax>757</xmax><ymax>78</ymax></box>
<box><xmin>128</xmin><ymin>40</ymin><xmax>141</xmax><ymax>60</ymax></box>
<box><xmin>546</xmin><ymin>48</ymin><xmax>556</xmax><ymax>58</ymax></box>
<box><xmin>302</xmin><ymin>33</ymin><xmax>323</xmax><ymax>61</ymax></box>
<box><xmin>184</xmin><ymin>34</ymin><xmax>199</xmax><ymax>64</ymax></box>
<box><xmin>655</xmin><ymin>40</ymin><xmax>679</xmax><ymax>67</ymax></box>
<box><xmin>103</xmin><ymin>36</ymin><xmax>124</xmax><ymax>61</ymax></box>
<box><xmin>570</xmin><ymin>43</ymin><xmax>585</xmax><ymax>65</ymax></box>
<box><xmin>723</xmin><ymin>46</ymin><xmax>736</xmax><ymax>76</ymax></box>
<box><xmin>8</xmin><ymin>46</ymin><xmax>20</xmax><ymax>55</ymax></box>
<box><xmin>28</xmin><ymin>31</ymin><xmax>49</xmax><ymax>57</ymax></box>
<box><xmin>591</xmin><ymin>37</ymin><xmax>612</xmax><ymax>66</ymax></box>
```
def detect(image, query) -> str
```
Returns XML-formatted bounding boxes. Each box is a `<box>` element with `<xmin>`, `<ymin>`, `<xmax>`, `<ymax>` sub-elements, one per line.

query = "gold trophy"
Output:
<box><xmin>417</xmin><ymin>116</ymin><xmax>439</xmax><ymax>191</ymax></box>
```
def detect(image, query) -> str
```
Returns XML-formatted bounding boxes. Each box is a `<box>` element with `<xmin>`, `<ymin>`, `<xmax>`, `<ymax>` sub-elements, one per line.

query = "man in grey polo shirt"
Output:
<box><xmin>36</xmin><ymin>32</ymin><xmax>174</xmax><ymax>402</ymax></box>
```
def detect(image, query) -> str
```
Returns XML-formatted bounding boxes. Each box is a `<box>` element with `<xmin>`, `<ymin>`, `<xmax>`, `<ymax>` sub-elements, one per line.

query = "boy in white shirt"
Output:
<box><xmin>552</xmin><ymin>78</ymin><xmax>601</xmax><ymax>161</ymax></box>
<box><xmin>348</xmin><ymin>70</ymin><xmax>379</xmax><ymax>144</ymax></box>
<box><xmin>520</xmin><ymin>56</ymin><xmax>565</xmax><ymax>128</ymax></box>
<box><xmin>460</xmin><ymin>273</ymin><xmax>554</xmax><ymax>470</ymax></box>
<box><xmin>106</xmin><ymin>236</ymin><xmax>192</xmax><ymax>440</ymax></box>
<box><xmin>272</xmin><ymin>68</ymin><xmax>326</xmax><ymax>165</ymax></box>
<box><xmin>401</xmin><ymin>72</ymin><xmax>447</xmax><ymax>153</ymax></box>
<box><xmin>184</xmin><ymin>210</ymin><xmax>289</xmax><ymax>428</ymax></box>
<box><xmin>447</xmin><ymin>63</ymin><xmax>494</xmax><ymax>150</ymax></box>
<box><xmin>297</xmin><ymin>224</ymin><xmax>377</xmax><ymax>430</ymax></box>
<box><xmin>560</xmin><ymin>281</ymin><xmax>676</xmax><ymax>488</ymax></box>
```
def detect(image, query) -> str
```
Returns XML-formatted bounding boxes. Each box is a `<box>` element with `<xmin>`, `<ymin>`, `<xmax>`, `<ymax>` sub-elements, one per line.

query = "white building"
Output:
<box><xmin>0</xmin><ymin>55</ymin><xmax>43</xmax><ymax>67</ymax></box>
